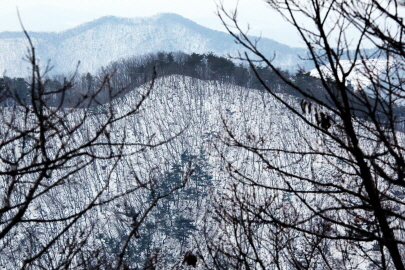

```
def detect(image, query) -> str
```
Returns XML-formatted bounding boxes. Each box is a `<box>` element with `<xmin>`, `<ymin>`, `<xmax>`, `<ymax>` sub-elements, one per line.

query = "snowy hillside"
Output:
<box><xmin>0</xmin><ymin>13</ymin><xmax>310</xmax><ymax>77</ymax></box>
<box><xmin>309</xmin><ymin>59</ymin><xmax>389</xmax><ymax>90</ymax></box>
<box><xmin>0</xmin><ymin>74</ymin><xmax>314</xmax><ymax>268</ymax></box>
<box><xmin>1</xmin><ymin>72</ymin><xmax>402</xmax><ymax>268</ymax></box>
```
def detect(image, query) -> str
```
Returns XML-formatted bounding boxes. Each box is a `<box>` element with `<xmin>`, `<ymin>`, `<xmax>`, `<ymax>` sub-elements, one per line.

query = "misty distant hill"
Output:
<box><xmin>0</xmin><ymin>13</ymin><xmax>311</xmax><ymax>78</ymax></box>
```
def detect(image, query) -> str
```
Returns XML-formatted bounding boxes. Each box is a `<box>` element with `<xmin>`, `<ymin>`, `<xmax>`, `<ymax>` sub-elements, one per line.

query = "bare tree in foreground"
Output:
<box><xmin>0</xmin><ymin>28</ymin><xmax>190</xmax><ymax>269</ymax></box>
<box><xmin>206</xmin><ymin>0</ymin><xmax>405</xmax><ymax>269</ymax></box>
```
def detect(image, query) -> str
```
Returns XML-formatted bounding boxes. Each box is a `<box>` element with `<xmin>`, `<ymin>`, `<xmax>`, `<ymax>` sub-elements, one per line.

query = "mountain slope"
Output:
<box><xmin>0</xmin><ymin>13</ymin><xmax>310</xmax><ymax>77</ymax></box>
<box><xmin>0</xmin><ymin>74</ymin><xmax>308</xmax><ymax>268</ymax></box>
<box><xmin>309</xmin><ymin>59</ymin><xmax>390</xmax><ymax>90</ymax></box>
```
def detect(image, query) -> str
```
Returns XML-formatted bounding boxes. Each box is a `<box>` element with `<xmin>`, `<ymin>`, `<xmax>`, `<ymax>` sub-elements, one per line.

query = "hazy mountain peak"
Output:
<box><xmin>0</xmin><ymin>13</ymin><xmax>310</xmax><ymax>77</ymax></box>
<box><xmin>152</xmin><ymin>12</ymin><xmax>190</xmax><ymax>21</ymax></box>
<box><xmin>152</xmin><ymin>13</ymin><xmax>206</xmax><ymax>27</ymax></box>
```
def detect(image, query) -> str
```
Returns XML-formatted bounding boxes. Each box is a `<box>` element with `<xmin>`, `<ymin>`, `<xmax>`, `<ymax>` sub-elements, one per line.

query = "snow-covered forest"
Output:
<box><xmin>2</xmin><ymin>0</ymin><xmax>405</xmax><ymax>269</ymax></box>
<box><xmin>0</xmin><ymin>50</ymin><xmax>310</xmax><ymax>268</ymax></box>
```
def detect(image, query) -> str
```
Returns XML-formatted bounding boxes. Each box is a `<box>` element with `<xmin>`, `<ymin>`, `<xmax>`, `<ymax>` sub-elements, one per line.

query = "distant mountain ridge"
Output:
<box><xmin>0</xmin><ymin>13</ymin><xmax>311</xmax><ymax>77</ymax></box>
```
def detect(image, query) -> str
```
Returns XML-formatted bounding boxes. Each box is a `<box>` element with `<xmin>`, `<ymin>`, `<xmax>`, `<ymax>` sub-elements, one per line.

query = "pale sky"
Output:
<box><xmin>0</xmin><ymin>0</ymin><xmax>308</xmax><ymax>47</ymax></box>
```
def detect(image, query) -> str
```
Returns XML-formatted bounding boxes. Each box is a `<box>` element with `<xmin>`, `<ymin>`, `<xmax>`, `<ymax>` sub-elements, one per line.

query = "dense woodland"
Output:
<box><xmin>2</xmin><ymin>52</ymin><xmax>404</xmax><ymax>130</ymax></box>
<box><xmin>0</xmin><ymin>52</ymin><xmax>314</xmax><ymax>106</ymax></box>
